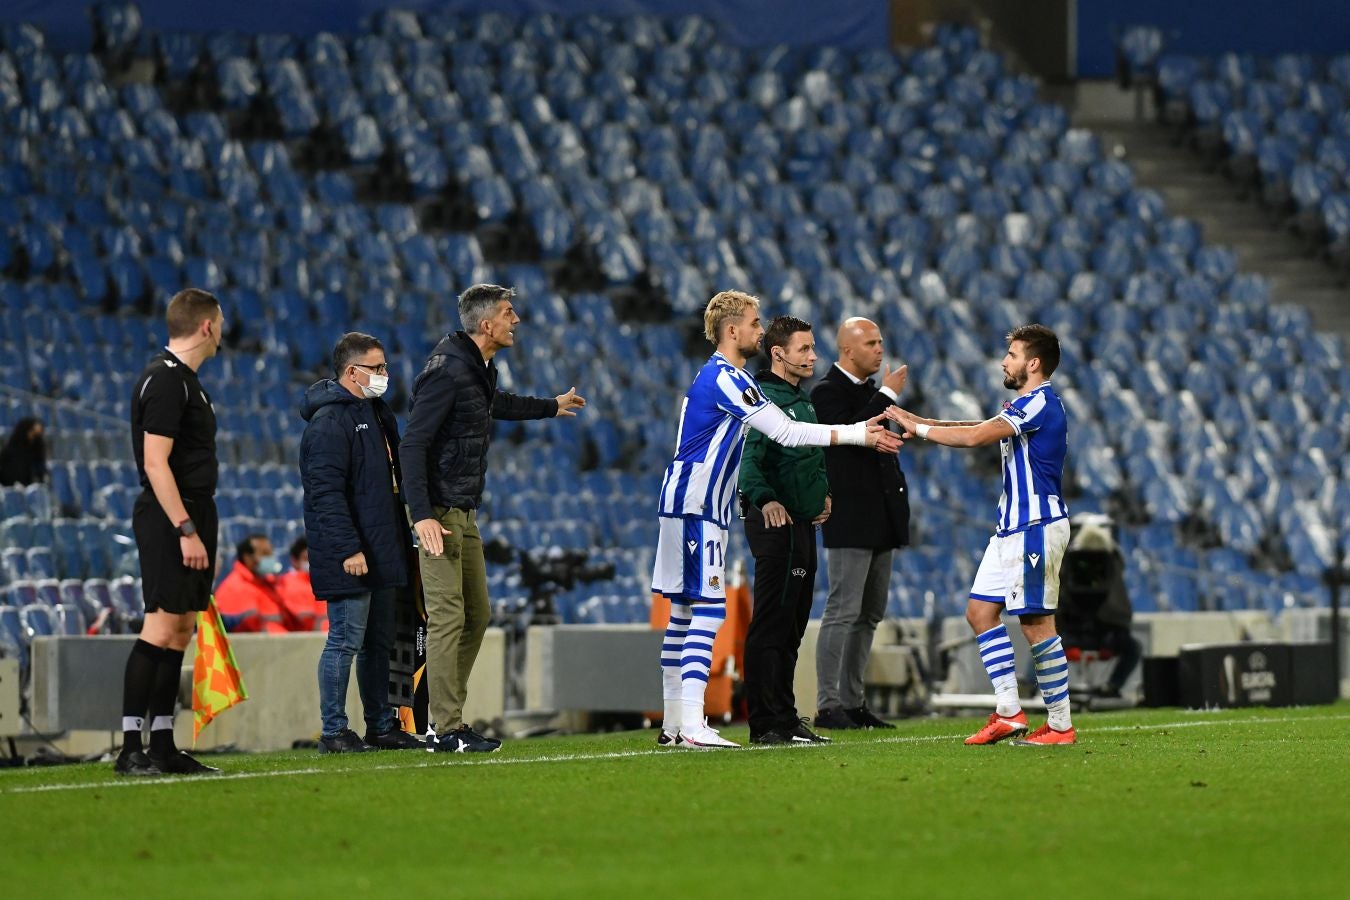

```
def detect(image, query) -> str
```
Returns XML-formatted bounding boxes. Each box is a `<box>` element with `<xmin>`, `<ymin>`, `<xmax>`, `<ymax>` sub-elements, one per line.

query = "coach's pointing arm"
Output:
<box><xmin>491</xmin><ymin>386</ymin><xmax>579</xmax><ymax>420</ymax></box>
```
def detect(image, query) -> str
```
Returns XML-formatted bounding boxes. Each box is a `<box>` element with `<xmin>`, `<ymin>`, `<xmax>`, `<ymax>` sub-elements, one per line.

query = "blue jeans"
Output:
<box><xmin>317</xmin><ymin>589</ymin><xmax>399</xmax><ymax>738</ymax></box>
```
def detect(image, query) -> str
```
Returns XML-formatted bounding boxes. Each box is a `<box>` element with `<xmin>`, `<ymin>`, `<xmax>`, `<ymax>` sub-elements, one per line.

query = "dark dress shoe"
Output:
<box><xmin>813</xmin><ymin>706</ymin><xmax>861</xmax><ymax>730</ymax></box>
<box><xmin>364</xmin><ymin>727</ymin><xmax>424</xmax><ymax>750</ymax></box>
<box><xmin>318</xmin><ymin>729</ymin><xmax>378</xmax><ymax>753</ymax></box>
<box><xmin>114</xmin><ymin>750</ymin><xmax>163</xmax><ymax>777</ymax></box>
<box><xmin>148</xmin><ymin>749</ymin><xmax>222</xmax><ymax>775</ymax></box>
<box><xmin>749</xmin><ymin>730</ymin><xmax>793</xmax><ymax>745</ymax></box>
<box><xmin>789</xmin><ymin>718</ymin><xmax>832</xmax><ymax>743</ymax></box>
<box><xmin>846</xmin><ymin>706</ymin><xmax>896</xmax><ymax>729</ymax></box>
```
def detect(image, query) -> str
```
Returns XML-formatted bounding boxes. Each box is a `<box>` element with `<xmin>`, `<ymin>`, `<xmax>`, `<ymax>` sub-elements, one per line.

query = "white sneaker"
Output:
<box><xmin>657</xmin><ymin>729</ymin><xmax>682</xmax><ymax>748</ymax></box>
<box><xmin>677</xmin><ymin>720</ymin><xmax>740</xmax><ymax>750</ymax></box>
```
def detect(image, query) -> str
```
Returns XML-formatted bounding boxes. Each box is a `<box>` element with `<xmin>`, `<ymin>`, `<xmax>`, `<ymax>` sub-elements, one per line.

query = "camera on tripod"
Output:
<box><xmin>483</xmin><ymin>536</ymin><xmax>617</xmax><ymax>624</ymax></box>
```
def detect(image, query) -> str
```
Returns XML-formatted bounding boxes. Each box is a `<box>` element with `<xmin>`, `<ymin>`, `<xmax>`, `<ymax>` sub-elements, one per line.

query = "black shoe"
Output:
<box><xmin>429</xmin><ymin>726</ymin><xmax>500</xmax><ymax>753</ymax></box>
<box><xmin>788</xmin><ymin>718</ymin><xmax>832</xmax><ymax>744</ymax></box>
<box><xmin>113</xmin><ymin>749</ymin><xmax>163</xmax><ymax>777</ymax></box>
<box><xmin>318</xmin><ymin>729</ymin><xmax>378</xmax><ymax>754</ymax></box>
<box><xmin>813</xmin><ymin>706</ymin><xmax>861</xmax><ymax>730</ymax></box>
<box><xmin>1092</xmin><ymin>685</ymin><xmax>1122</xmax><ymax>699</ymax></box>
<box><xmin>846</xmin><ymin>706</ymin><xmax>896</xmax><ymax>729</ymax></box>
<box><xmin>466</xmin><ymin>726</ymin><xmax>502</xmax><ymax>750</ymax></box>
<box><xmin>147</xmin><ymin>748</ymin><xmax>222</xmax><ymax>775</ymax></box>
<box><xmin>749</xmin><ymin>730</ymin><xmax>793</xmax><ymax>745</ymax></box>
<box><xmin>363</xmin><ymin>727</ymin><xmax>424</xmax><ymax>750</ymax></box>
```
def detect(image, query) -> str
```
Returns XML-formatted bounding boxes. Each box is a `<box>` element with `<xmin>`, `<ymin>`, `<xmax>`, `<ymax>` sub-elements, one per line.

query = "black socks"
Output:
<box><xmin>121</xmin><ymin>639</ymin><xmax>161</xmax><ymax>753</ymax></box>
<box><xmin>121</xmin><ymin>641</ymin><xmax>186</xmax><ymax>756</ymax></box>
<box><xmin>149</xmin><ymin>647</ymin><xmax>186</xmax><ymax>755</ymax></box>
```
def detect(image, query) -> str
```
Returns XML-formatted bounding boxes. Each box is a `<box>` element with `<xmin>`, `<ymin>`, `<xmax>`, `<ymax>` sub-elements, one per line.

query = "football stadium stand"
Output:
<box><xmin>0</xmin><ymin>4</ymin><xmax>1345</xmax><ymax>689</ymax></box>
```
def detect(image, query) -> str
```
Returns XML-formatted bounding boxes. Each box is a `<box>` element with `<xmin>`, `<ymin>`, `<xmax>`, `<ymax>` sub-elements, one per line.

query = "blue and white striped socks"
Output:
<box><xmin>1032</xmin><ymin>635</ymin><xmax>1072</xmax><ymax>732</ymax></box>
<box><xmin>661</xmin><ymin>602</ymin><xmax>692</xmax><ymax>732</ymax></box>
<box><xmin>977</xmin><ymin>624</ymin><xmax>1021</xmax><ymax>717</ymax></box>
<box><xmin>680</xmin><ymin>602</ymin><xmax>726</xmax><ymax>728</ymax></box>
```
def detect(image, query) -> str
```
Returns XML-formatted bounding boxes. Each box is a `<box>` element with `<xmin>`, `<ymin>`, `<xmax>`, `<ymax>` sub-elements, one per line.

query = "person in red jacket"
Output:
<box><xmin>214</xmin><ymin>534</ymin><xmax>300</xmax><ymax>633</ymax></box>
<box><xmin>276</xmin><ymin>536</ymin><xmax>326</xmax><ymax>631</ymax></box>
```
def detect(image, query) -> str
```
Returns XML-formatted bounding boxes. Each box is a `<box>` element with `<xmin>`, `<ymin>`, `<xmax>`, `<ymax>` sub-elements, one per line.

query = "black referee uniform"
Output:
<box><xmin>113</xmin><ymin>346</ymin><xmax>222</xmax><ymax>777</ymax></box>
<box><xmin>131</xmin><ymin>349</ymin><xmax>219</xmax><ymax>613</ymax></box>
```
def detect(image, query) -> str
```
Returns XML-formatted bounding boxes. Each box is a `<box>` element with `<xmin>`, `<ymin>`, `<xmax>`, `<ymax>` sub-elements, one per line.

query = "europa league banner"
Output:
<box><xmin>1178</xmin><ymin>642</ymin><xmax>1336</xmax><ymax>708</ymax></box>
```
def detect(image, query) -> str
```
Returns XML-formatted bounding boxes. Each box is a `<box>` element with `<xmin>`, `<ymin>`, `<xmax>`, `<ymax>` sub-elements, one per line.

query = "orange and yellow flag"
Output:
<box><xmin>192</xmin><ymin>597</ymin><xmax>248</xmax><ymax>746</ymax></box>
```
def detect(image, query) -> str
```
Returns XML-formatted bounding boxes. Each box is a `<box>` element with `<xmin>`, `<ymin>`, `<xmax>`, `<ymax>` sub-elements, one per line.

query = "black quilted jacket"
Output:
<box><xmin>399</xmin><ymin>331</ymin><xmax>557</xmax><ymax>522</ymax></box>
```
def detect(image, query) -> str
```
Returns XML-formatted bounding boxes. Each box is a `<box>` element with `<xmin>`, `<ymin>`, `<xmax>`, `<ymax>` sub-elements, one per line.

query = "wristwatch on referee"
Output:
<box><xmin>177</xmin><ymin>518</ymin><xmax>197</xmax><ymax>537</ymax></box>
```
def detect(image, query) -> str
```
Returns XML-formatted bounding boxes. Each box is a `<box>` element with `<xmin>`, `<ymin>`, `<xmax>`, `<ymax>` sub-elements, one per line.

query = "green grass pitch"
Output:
<box><xmin>3</xmin><ymin>703</ymin><xmax>1347</xmax><ymax>898</ymax></box>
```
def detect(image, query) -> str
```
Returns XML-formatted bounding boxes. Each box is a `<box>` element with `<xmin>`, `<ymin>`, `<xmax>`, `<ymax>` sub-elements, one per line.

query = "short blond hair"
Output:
<box><xmin>703</xmin><ymin>290</ymin><xmax>759</xmax><ymax>344</ymax></box>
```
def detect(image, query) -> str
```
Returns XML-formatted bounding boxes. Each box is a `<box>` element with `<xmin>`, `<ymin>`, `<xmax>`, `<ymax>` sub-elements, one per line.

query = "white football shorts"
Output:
<box><xmin>651</xmin><ymin>516</ymin><xmax>727</xmax><ymax>603</ymax></box>
<box><xmin>969</xmin><ymin>517</ymin><xmax>1070</xmax><ymax>615</ymax></box>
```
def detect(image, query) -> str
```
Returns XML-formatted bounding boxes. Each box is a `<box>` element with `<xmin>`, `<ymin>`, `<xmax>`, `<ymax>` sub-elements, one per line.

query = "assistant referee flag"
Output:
<box><xmin>192</xmin><ymin>597</ymin><xmax>248</xmax><ymax>745</ymax></box>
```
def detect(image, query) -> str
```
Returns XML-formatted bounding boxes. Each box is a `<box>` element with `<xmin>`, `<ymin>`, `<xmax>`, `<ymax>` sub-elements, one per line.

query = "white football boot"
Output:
<box><xmin>677</xmin><ymin>719</ymin><xmax>740</xmax><ymax>750</ymax></box>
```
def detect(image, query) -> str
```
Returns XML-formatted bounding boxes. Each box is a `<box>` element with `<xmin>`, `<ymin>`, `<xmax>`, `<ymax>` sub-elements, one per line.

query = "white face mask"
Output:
<box><xmin>355</xmin><ymin>368</ymin><xmax>389</xmax><ymax>399</ymax></box>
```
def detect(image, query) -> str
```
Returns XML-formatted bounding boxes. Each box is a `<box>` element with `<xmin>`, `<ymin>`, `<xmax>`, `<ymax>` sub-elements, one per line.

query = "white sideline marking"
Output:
<box><xmin>5</xmin><ymin>712</ymin><xmax>1348</xmax><ymax>796</ymax></box>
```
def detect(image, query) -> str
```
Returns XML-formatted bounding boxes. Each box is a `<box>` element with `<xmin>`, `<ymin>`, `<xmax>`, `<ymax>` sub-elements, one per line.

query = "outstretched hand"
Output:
<box><xmin>884</xmin><ymin>406</ymin><xmax>920</xmax><ymax>439</ymax></box>
<box><xmin>863</xmin><ymin>413</ymin><xmax>904</xmax><ymax>455</ymax></box>
<box><xmin>555</xmin><ymin>386</ymin><xmax>587</xmax><ymax>417</ymax></box>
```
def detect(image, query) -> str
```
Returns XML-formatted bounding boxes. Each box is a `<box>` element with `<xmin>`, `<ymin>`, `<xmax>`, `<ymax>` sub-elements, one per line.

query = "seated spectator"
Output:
<box><xmin>276</xmin><ymin>536</ymin><xmax>327</xmax><ymax>631</ymax></box>
<box><xmin>0</xmin><ymin>417</ymin><xmax>47</xmax><ymax>486</ymax></box>
<box><xmin>215</xmin><ymin>534</ymin><xmax>302</xmax><ymax>633</ymax></box>
<box><xmin>1056</xmin><ymin>514</ymin><xmax>1142</xmax><ymax>700</ymax></box>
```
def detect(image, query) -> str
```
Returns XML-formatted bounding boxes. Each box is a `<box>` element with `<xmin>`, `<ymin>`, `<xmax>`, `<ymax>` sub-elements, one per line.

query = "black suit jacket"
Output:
<box><xmin>810</xmin><ymin>365</ymin><xmax>911</xmax><ymax>550</ymax></box>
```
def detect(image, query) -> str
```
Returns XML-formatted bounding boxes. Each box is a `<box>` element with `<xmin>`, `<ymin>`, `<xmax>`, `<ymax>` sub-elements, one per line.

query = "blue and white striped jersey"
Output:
<box><xmin>658</xmin><ymin>352</ymin><xmax>772</xmax><ymax>528</ymax></box>
<box><xmin>995</xmin><ymin>382</ymin><xmax>1068</xmax><ymax>535</ymax></box>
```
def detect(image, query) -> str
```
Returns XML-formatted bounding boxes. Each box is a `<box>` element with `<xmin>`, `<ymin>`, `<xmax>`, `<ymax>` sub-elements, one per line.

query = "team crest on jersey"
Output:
<box><xmin>741</xmin><ymin>386</ymin><xmax>763</xmax><ymax>407</ymax></box>
<box><xmin>1002</xmin><ymin>401</ymin><xmax>1026</xmax><ymax>419</ymax></box>
<box><xmin>708</xmin><ymin>575</ymin><xmax>720</xmax><ymax>589</ymax></box>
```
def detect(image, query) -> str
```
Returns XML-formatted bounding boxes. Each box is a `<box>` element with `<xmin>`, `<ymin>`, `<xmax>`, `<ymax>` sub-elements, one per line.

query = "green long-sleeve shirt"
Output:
<box><xmin>737</xmin><ymin>371</ymin><xmax>829</xmax><ymax>520</ymax></box>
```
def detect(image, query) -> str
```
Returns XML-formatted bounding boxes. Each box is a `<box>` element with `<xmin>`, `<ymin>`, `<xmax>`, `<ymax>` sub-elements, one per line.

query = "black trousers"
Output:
<box><xmin>743</xmin><ymin>509</ymin><xmax>816</xmax><ymax>736</ymax></box>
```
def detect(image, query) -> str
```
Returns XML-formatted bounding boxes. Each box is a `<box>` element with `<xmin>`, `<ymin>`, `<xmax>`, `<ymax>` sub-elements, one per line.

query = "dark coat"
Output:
<box><xmin>809</xmin><ymin>365</ymin><xmax>911</xmax><ymax>550</ymax></box>
<box><xmin>399</xmin><ymin>331</ymin><xmax>557</xmax><ymax>522</ymax></box>
<box><xmin>299</xmin><ymin>380</ymin><xmax>412</xmax><ymax>600</ymax></box>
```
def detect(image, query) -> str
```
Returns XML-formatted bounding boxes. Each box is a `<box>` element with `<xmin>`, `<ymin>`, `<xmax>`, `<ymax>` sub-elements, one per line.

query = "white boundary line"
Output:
<box><xmin>5</xmin><ymin>712</ymin><xmax>1349</xmax><ymax>796</ymax></box>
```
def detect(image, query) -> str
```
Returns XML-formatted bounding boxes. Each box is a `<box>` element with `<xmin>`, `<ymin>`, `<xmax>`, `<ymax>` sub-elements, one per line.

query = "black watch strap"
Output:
<box><xmin>177</xmin><ymin>519</ymin><xmax>197</xmax><ymax>537</ymax></box>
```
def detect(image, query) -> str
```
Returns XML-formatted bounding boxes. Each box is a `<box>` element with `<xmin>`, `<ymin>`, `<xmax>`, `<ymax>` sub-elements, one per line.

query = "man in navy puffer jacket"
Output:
<box><xmin>300</xmin><ymin>332</ymin><xmax>423</xmax><ymax>754</ymax></box>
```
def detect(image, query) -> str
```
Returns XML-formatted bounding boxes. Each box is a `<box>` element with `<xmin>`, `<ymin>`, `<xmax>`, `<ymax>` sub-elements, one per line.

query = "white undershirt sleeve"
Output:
<box><xmin>743</xmin><ymin>403</ymin><xmax>839</xmax><ymax>447</ymax></box>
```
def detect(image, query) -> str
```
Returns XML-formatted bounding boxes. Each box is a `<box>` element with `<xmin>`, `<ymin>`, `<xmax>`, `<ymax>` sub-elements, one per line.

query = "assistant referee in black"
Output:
<box><xmin>115</xmin><ymin>288</ymin><xmax>225</xmax><ymax>776</ymax></box>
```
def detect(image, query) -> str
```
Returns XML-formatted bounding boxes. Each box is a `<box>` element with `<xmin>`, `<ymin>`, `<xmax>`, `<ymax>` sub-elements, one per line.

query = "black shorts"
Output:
<box><xmin>133</xmin><ymin>492</ymin><xmax>218</xmax><ymax>615</ymax></box>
